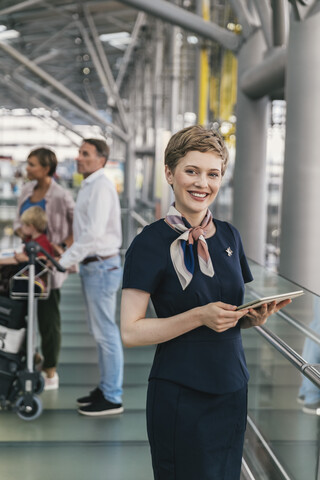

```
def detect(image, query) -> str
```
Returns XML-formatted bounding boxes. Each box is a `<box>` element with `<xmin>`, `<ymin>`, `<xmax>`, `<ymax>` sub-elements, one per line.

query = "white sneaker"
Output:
<box><xmin>42</xmin><ymin>372</ymin><xmax>59</xmax><ymax>391</ymax></box>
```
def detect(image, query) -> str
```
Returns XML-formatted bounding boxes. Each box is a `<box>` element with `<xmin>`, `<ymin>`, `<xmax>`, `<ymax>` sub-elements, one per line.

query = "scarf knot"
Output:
<box><xmin>165</xmin><ymin>205</ymin><xmax>214</xmax><ymax>290</ymax></box>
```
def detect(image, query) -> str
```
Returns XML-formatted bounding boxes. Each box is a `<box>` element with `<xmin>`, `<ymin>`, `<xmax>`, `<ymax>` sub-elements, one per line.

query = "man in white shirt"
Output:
<box><xmin>59</xmin><ymin>139</ymin><xmax>123</xmax><ymax>416</ymax></box>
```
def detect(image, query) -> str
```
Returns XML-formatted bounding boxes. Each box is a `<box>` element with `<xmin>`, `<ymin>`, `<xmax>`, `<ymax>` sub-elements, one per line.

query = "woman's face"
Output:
<box><xmin>26</xmin><ymin>155</ymin><xmax>50</xmax><ymax>181</ymax></box>
<box><xmin>165</xmin><ymin>150</ymin><xmax>222</xmax><ymax>225</ymax></box>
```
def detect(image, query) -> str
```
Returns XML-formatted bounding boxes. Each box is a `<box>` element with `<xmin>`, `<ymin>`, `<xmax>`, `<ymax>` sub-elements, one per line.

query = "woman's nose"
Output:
<box><xmin>194</xmin><ymin>174</ymin><xmax>208</xmax><ymax>187</ymax></box>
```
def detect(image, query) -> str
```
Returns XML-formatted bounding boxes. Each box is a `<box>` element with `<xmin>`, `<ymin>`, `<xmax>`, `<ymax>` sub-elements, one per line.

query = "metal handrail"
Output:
<box><xmin>274</xmin><ymin>308</ymin><xmax>320</xmax><ymax>346</ymax></box>
<box><xmin>130</xmin><ymin>210</ymin><xmax>149</xmax><ymax>227</ymax></box>
<box><xmin>255</xmin><ymin>324</ymin><xmax>320</xmax><ymax>388</ymax></box>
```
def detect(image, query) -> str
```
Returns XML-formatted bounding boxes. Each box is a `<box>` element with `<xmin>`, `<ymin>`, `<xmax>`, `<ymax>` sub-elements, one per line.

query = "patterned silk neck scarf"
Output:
<box><xmin>165</xmin><ymin>205</ymin><xmax>214</xmax><ymax>290</ymax></box>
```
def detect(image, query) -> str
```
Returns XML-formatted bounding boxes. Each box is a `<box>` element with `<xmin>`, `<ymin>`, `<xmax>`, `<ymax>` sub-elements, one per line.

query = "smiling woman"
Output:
<box><xmin>120</xmin><ymin>124</ymin><xmax>291</xmax><ymax>480</ymax></box>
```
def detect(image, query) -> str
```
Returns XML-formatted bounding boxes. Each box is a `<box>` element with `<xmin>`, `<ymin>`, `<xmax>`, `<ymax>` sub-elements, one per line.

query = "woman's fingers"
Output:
<box><xmin>204</xmin><ymin>303</ymin><xmax>249</xmax><ymax>332</ymax></box>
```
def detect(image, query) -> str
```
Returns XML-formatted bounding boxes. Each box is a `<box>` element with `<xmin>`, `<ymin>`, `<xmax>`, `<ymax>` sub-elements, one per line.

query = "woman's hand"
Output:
<box><xmin>51</xmin><ymin>243</ymin><xmax>64</xmax><ymax>256</ymax></box>
<box><xmin>200</xmin><ymin>301</ymin><xmax>249</xmax><ymax>333</ymax></box>
<box><xmin>240</xmin><ymin>299</ymin><xmax>292</xmax><ymax>329</ymax></box>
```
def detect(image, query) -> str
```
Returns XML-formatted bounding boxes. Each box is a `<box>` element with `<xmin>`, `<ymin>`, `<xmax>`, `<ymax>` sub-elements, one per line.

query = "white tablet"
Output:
<box><xmin>236</xmin><ymin>290</ymin><xmax>304</xmax><ymax>311</ymax></box>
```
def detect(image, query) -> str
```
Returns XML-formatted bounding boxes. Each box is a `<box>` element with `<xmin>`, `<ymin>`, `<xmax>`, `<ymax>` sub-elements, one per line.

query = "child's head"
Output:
<box><xmin>20</xmin><ymin>206</ymin><xmax>48</xmax><ymax>236</ymax></box>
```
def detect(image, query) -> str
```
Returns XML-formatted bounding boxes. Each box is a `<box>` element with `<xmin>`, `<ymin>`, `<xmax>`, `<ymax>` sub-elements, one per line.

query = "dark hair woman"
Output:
<box><xmin>14</xmin><ymin>147</ymin><xmax>75</xmax><ymax>390</ymax></box>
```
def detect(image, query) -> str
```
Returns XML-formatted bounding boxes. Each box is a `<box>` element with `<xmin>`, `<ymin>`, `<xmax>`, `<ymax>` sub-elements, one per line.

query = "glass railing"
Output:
<box><xmin>242</xmin><ymin>260</ymin><xmax>320</xmax><ymax>480</ymax></box>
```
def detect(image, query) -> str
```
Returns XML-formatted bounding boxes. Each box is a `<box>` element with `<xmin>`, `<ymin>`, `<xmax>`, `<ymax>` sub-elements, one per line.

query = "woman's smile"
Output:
<box><xmin>188</xmin><ymin>191</ymin><xmax>209</xmax><ymax>200</ymax></box>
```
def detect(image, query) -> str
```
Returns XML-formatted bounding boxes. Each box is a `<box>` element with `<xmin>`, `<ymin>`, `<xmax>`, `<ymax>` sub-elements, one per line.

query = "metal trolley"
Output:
<box><xmin>0</xmin><ymin>241</ymin><xmax>65</xmax><ymax>421</ymax></box>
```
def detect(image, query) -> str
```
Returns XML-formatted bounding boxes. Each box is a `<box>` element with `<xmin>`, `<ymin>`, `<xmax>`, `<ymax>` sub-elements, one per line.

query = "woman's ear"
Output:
<box><xmin>165</xmin><ymin>165</ymin><xmax>173</xmax><ymax>185</ymax></box>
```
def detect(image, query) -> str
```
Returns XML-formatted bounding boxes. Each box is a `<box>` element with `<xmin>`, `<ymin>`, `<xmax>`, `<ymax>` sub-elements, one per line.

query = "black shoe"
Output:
<box><xmin>302</xmin><ymin>401</ymin><xmax>320</xmax><ymax>415</ymax></box>
<box><xmin>77</xmin><ymin>387</ymin><xmax>104</xmax><ymax>406</ymax></box>
<box><xmin>78</xmin><ymin>397</ymin><xmax>124</xmax><ymax>417</ymax></box>
<box><xmin>297</xmin><ymin>394</ymin><xmax>305</xmax><ymax>405</ymax></box>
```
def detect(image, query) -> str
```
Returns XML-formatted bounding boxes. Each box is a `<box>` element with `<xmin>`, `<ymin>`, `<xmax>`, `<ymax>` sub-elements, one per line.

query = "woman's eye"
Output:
<box><xmin>185</xmin><ymin>169</ymin><xmax>196</xmax><ymax>174</ymax></box>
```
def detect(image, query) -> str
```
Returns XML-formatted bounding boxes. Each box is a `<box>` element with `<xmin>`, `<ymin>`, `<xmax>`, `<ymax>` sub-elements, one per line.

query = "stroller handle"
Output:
<box><xmin>24</xmin><ymin>241</ymin><xmax>66</xmax><ymax>272</ymax></box>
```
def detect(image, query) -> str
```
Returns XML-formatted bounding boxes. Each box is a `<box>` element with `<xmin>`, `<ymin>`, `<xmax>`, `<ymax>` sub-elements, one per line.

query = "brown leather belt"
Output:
<box><xmin>81</xmin><ymin>254</ymin><xmax>117</xmax><ymax>265</ymax></box>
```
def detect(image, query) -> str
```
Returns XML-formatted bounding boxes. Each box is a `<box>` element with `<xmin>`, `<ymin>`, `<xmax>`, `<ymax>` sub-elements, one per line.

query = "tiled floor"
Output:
<box><xmin>0</xmin><ymin>268</ymin><xmax>319</xmax><ymax>480</ymax></box>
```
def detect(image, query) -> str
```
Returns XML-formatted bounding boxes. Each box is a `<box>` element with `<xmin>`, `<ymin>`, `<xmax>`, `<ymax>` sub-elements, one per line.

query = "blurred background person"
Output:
<box><xmin>13</xmin><ymin>147</ymin><xmax>74</xmax><ymax>390</ymax></box>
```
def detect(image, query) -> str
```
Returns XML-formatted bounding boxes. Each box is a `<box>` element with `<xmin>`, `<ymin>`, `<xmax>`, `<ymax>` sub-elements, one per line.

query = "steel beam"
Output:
<box><xmin>271</xmin><ymin>0</ymin><xmax>288</xmax><ymax>46</ymax></box>
<box><xmin>0</xmin><ymin>40</ymin><xmax>128</xmax><ymax>141</ymax></box>
<box><xmin>13</xmin><ymin>72</ymin><xmax>93</xmax><ymax>123</ymax></box>
<box><xmin>14</xmin><ymin>49</ymin><xmax>61</xmax><ymax>77</ymax></box>
<box><xmin>116</xmin><ymin>0</ymin><xmax>240</xmax><ymax>51</ymax></box>
<box><xmin>0</xmin><ymin>0</ymin><xmax>44</xmax><ymax>16</ymax></box>
<box><xmin>0</xmin><ymin>75</ymin><xmax>83</xmax><ymax>144</ymax></box>
<box><xmin>229</xmin><ymin>0</ymin><xmax>255</xmax><ymax>38</ymax></box>
<box><xmin>82</xmin><ymin>11</ymin><xmax>130</xmax><ymax>132</ymax></box>
<box><xmin>76</xmin><ymin>21</ymin><xmax>115</xmax><ymax>104</ymax></box>
<box><xmin>116</xmin><ymin>12</ymin><xmax>146</xmax><ymax>91</ymax></box>
<box><xmin>232</xmin><ymin>29</ymin><xmax>269</xmax><ymax>264</ymax></box>
<box><xmin>240</xmin><ymin>47</ymin><xmax>286</xmax><ymax>99</ymax></box>
<box><xmin>251</xmin><ymin>0</ymin><xmax>273</xmax><ymax>49</ymax></box>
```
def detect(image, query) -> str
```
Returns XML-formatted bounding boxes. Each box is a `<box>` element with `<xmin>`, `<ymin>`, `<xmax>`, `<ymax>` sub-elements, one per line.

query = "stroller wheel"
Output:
<box><xmin>15</xmin><ymin>395</ymin><xmax>43</xmax><ymax>421</ymax></box>
<box><xmin>34</xmin><ymin>374</ymin><xmax>45</xmax><ymax>394</ymax></box>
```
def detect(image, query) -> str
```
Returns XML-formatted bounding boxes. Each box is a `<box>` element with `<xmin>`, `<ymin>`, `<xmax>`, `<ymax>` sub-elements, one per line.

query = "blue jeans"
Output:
<box><xmin>299</xmin><ymin>296</ymin><xmax>320</xmax><ymax>404</ymax></box>
<box><xmin>80</xmin><ymin>255</ymin><xmax>123</xmax><ymax>404</ymax></box>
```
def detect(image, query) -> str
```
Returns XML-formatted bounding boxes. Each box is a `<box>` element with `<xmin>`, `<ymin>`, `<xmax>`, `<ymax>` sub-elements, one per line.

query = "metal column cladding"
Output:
<box><xmin>279</xmin><ymin>11</ymin><xmax>320</xmax><ymax>295</ymax></box>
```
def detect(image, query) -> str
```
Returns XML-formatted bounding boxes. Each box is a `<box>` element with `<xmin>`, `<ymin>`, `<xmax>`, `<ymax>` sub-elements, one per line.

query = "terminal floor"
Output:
<box><xmin>0</xmin><ymin>274</ymin><xmax>319</xmax><ymax>480</ymax></box>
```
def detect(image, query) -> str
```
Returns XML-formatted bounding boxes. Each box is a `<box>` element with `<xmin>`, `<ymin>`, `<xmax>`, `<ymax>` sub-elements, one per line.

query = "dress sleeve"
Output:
<box><xmin>239</xmin><ymin>238</ymin><xmax>253</xmax><ymax>283</ymax></box>
<box><xmin>228</xmin><ymin>223</ymin><xmax>253</xmax><ymax>284</ymax></box>
<box><xmin>122</xmin><ymin>225</ymin><xmax>167</xmax><ymax>294</ymax></box>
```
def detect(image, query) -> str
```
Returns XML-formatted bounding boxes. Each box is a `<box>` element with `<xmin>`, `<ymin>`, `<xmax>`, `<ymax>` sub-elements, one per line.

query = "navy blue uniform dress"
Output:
<box><xmin>122</xmin><ymin>218</ymin><xmax>253</xmax><ymax>480</ymax></box>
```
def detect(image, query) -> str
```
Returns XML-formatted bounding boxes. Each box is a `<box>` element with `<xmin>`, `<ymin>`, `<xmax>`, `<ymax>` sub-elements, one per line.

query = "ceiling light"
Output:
<box><xmin>0</xmin><ymin>27</ymin><xmax>20</xmax><ymax>41</ymax></box>
<box><xmin>187</xmin><ymin>35</ymin><xmax>198</xmax><ymax>45</ymax></box>
<box><xmin>99</xmin><ymin>31</ymin><xmax>131</xmax><ymax>51</ymax></box>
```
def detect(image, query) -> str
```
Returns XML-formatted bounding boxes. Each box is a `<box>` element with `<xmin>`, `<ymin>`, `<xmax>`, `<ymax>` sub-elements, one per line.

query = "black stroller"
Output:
<box><xmin>0</xmin><ymin>241</ymin><xmax>65</xmax><ymax>420</ymax></box>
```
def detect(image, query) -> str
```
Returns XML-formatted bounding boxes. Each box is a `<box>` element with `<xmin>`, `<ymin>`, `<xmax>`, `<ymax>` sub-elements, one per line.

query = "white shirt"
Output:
<box><xmin>60</xmin><ymin>168</ymin><xmax>122</xmax><ymax>269</ymax></box>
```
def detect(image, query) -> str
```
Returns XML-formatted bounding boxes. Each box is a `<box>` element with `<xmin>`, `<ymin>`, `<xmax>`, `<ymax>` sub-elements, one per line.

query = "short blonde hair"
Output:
<box><xmin>20</xmin><ymin>206</ymin><xmax>48</xmax><ymax>233</ymax></box>
<box><xmin>164</xmin><ymin>125</ymin><xmax>229</xmax><ymax>176</ymax></box>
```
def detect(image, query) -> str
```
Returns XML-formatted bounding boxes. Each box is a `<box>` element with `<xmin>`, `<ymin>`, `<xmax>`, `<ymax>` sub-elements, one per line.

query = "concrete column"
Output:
<box><xmin>279</xmin><ymin>12</ymin><xmax>320</xmax><ymax>295</ymax></box>
<box><xmin>232</xmin><ymin>29</ymin><xmax>269</xmax><ymax>264</ymax></box>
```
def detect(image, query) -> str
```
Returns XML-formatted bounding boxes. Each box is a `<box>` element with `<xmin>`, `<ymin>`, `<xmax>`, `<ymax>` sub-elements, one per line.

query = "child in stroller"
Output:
<box><xmin>0</xmin><ymin>206</ymin><xmax>57</xmax><ymax>419</ymax></box>
<box><xmin>0</xmin><ymin>206</ymin><xmax>54</xmax><ymax>266</ymax></box>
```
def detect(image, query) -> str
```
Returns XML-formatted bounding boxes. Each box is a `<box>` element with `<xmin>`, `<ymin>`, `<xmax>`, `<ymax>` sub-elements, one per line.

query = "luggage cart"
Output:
<box><xmin>0</xmin><ymin>241</ymin><xmax>65</xmax><ymax>421</ymax></box>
